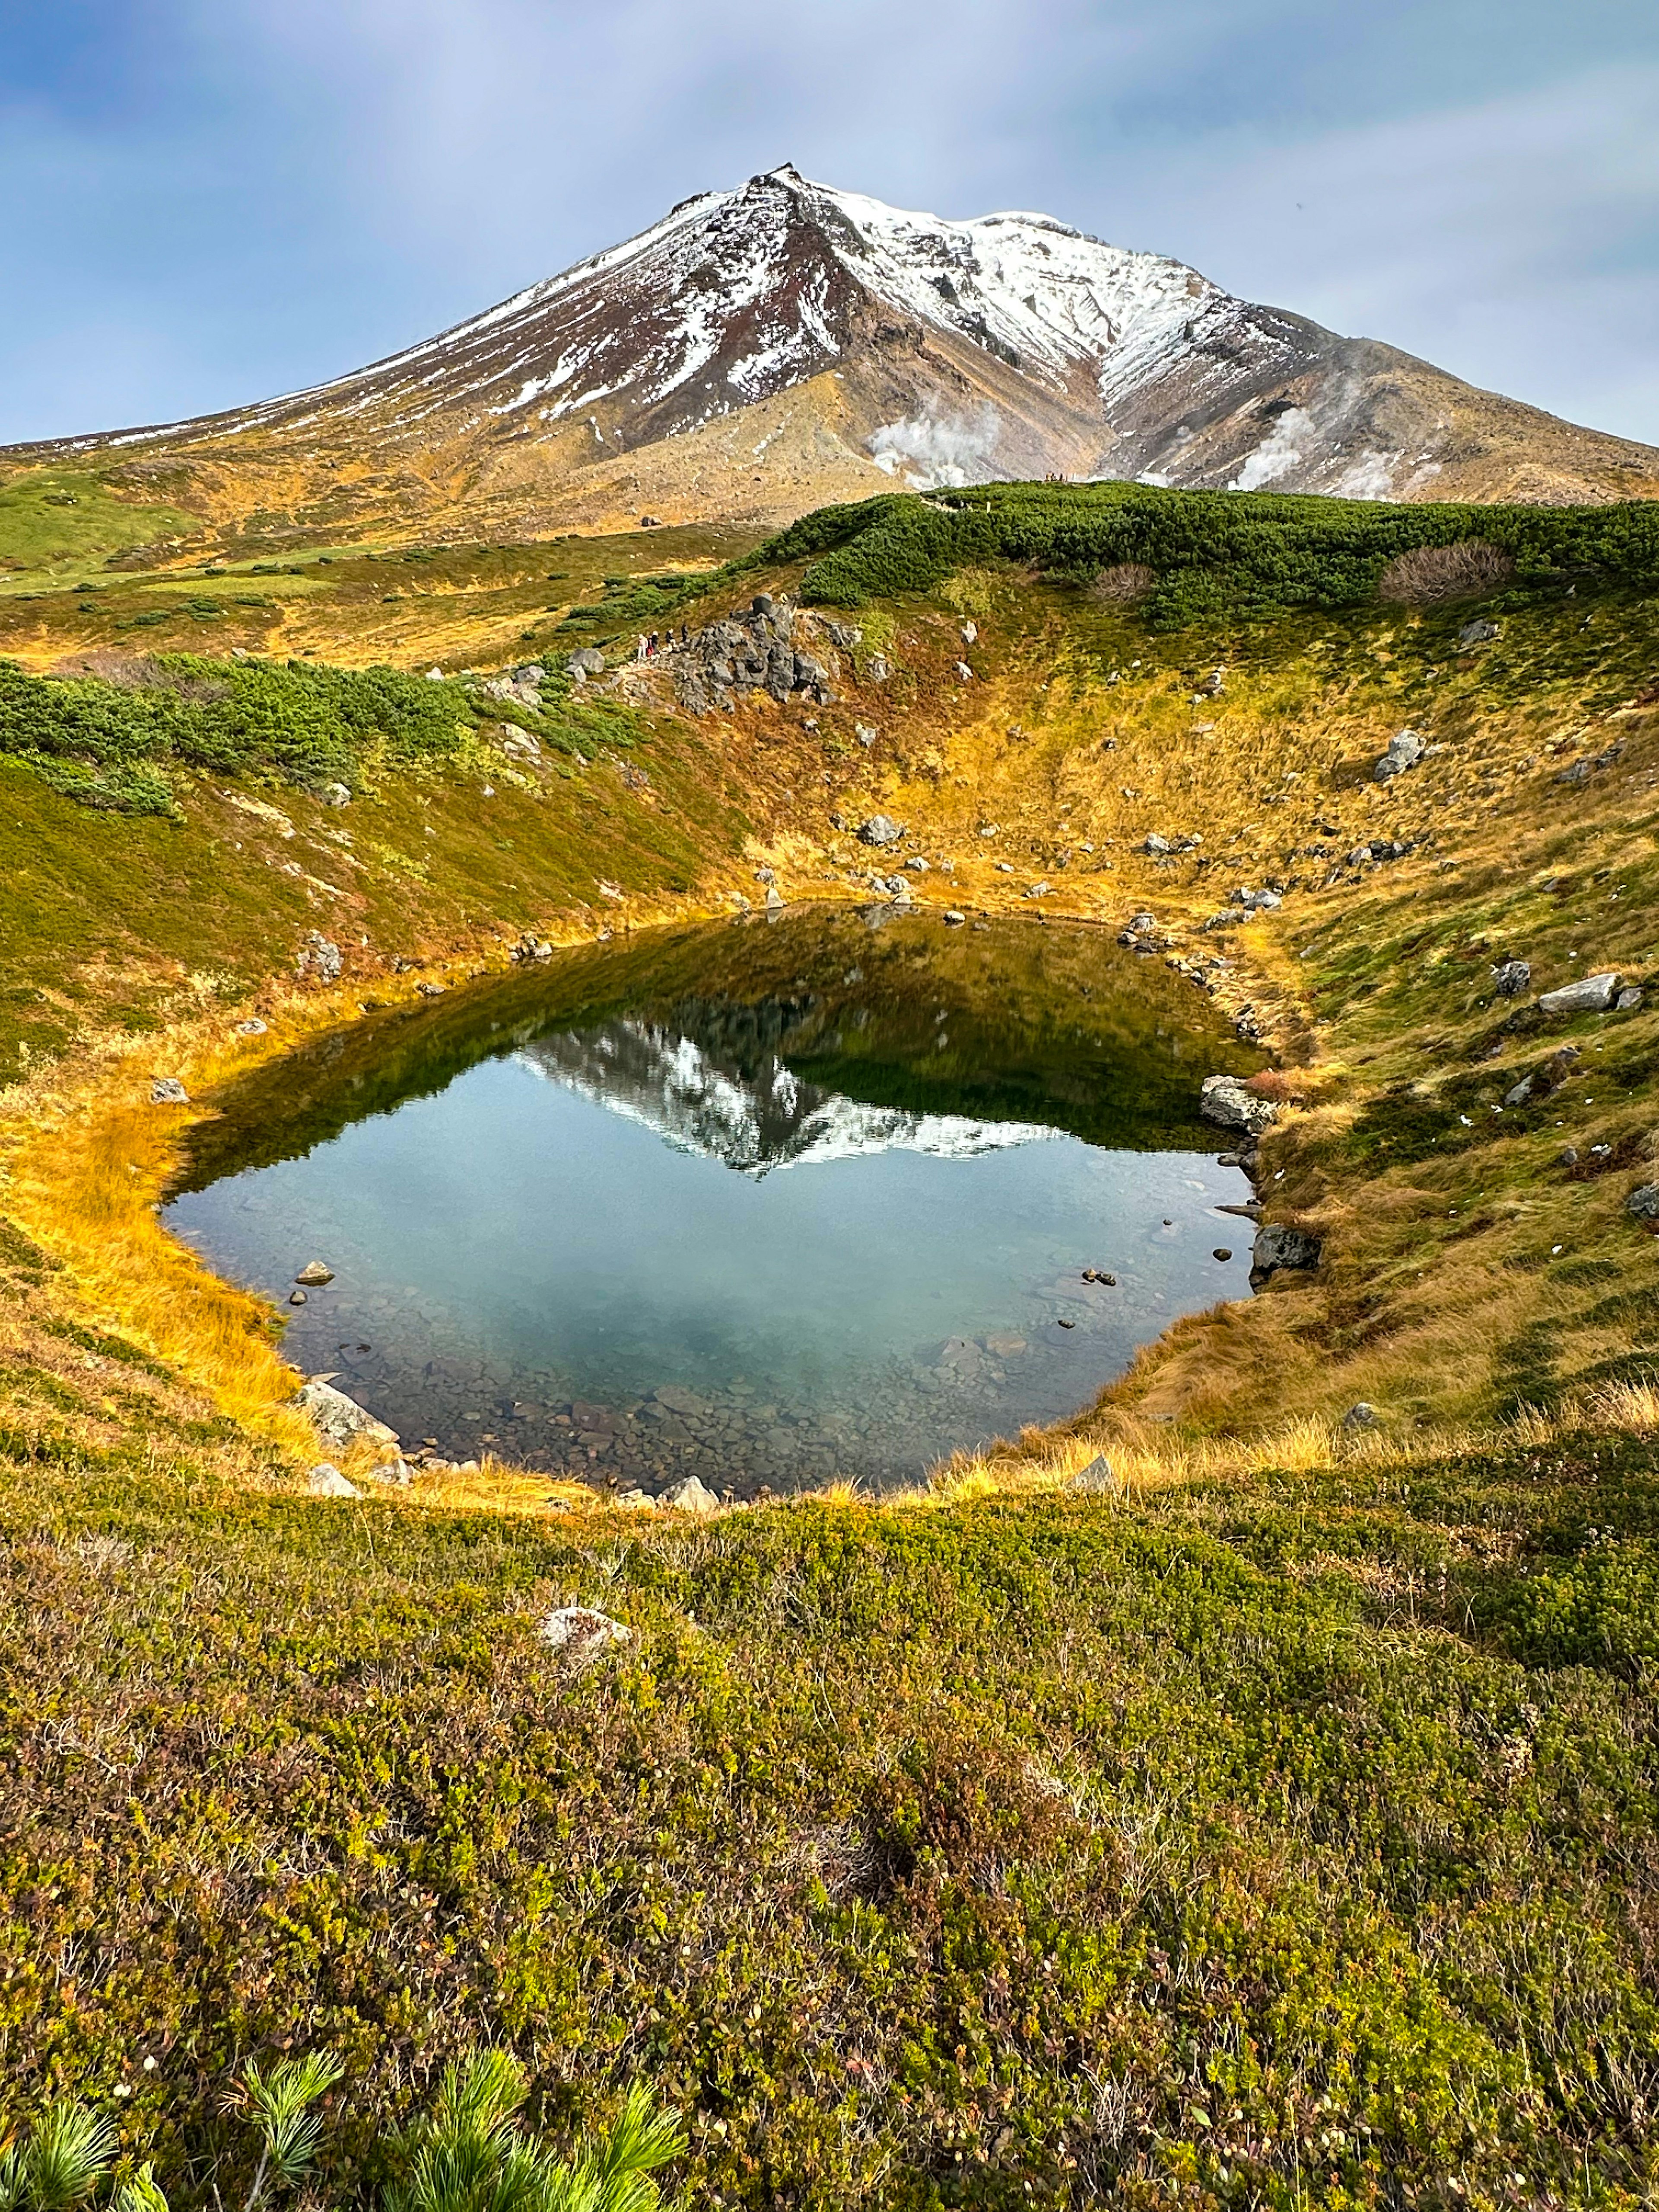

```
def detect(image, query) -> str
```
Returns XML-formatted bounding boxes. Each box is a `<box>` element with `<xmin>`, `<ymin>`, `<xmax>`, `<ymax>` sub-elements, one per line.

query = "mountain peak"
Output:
<box><xmin>13</xmin><ymin>169</ymin><xmax>1656</xmax><ymax>548</ymax></box>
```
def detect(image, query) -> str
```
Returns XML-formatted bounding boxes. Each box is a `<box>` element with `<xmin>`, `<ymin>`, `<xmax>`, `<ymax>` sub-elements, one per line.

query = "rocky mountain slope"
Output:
<box><xmin>7</xmin><ymin>166</ymin><xmax>1657</xmax><ymax>554</ymax></box>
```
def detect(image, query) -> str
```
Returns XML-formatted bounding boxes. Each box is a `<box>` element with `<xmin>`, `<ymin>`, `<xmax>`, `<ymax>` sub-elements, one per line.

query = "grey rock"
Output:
<box><xmin>1457</xmin><ymin>619</ymin><xmax>1500</xmax><ymax>648</ymax></box>
<box><xmin>567</xmin><ymin>647</ymin><xmax>607</xmax><ymax>677</ymax></box>
<box><xmin>1504</xmin><ymin>1076</ymin><xmax>1535</xmax><ymax>1107</ymax></box>
<box><xmin>1616</xmin><ymin>987</ymin><xmax>1644</xmax><ymax>1011</ymax></box>
<box><xmin>321</xmin><ymin>782</ymin><xmax>352</xmax><ymax>807</ymax></box>
<box><xmin>307</xmin><ymin>1462</ymin><xmax>360</xmax><ymax>1498</ymax></box>
<box><xmin>960</xmin><ymin>621</ymin><xmax>979</xmax><ymax>645</ymax></box>
<box><xmin>149</xmin><ymin>1077</ymin><xmax>189</xmax><ymax>1105</ymax></box>
<box><xmin>1069</xmin><ymin>1454</ymin><xmax>1119</xmax><ymax>1494</ymax></box>
<box><xmin>541</xmin><ymin>1605</ymin><xmax>632</xmax><ymax>1662</ymax></box>
<box><xmin>866</xmin><ymin>653</ymin><xmax>890</xmax><ymax>683</ymax></box>
<box><xmin>1538</xmin><ymin>971</ymin><xmax>1620</xmax><ymax>1014</ymax></box>
<box><xmin>1252</xmin><ymin>1223</ymin><xmax>1322</xmax><ymax>1277</ymax></box>
<box><xmin>294</xmin><ymin>1260</ymin><xmax>334</xmax><ymax>1285</ymax></box>
<box><xmin>1200</xmin><ymin>1074</ymin><xmax>1277</xmax><ymax>1136</ymax></box>
<box><xmin>297</xmin><ymin>931</ymin><xmax>342</xmax><ymax>983</ymax></box>
<box><xmin>293</xmin><ymin>1377</ymin><xmax>399</xmax><ymax>1452</ymax></box>
<box><xmin>826</xmin><ymin>621</ymin><xmax>863</xmax><ymax>649</ymax></box>
<box><xmin>943</xmin><ymin>909</ymin><xmax>966</xmax><ymax>925</ymax></box>
<box><xmin>1554</xmin><ymin>740</ymin><xmax>1624</xmax><ymax>789</ymax></box>
<box><xmin>854</xmin><ymin>722</ymin><xmax>879</xmax><ymax>747</ymax></box>
<box><xmin>661</xmin><ymin>1475</ymin><xmax>721</xmax><ymax>1516</ymax></box>
<box><xmin>1627</xmin><ymin>1184</ymin><xmax>1659</xmax><ymax>1223</ymax></box>
<box><xmin>1341</xmin><ymin>1402</ymin><xmax>1379</xmax><ymax>1431</ymax></box>
<box><xmin>1492</xmin><ymin>959</ymin><xmax>1531</xmax><ymax>998</ymax></box>
<box><xmin>1229</xmin><ymin>885</ymin><xmax>1282</xmax><ymax>912</ymax></box>
<box><xmin>1141</xmin><ymin>833</ymin><xmax>1173</xmax><ymax>856</ymax></box>
<box><xmin>235</xmin><ymin>1017</ymin><xmax>268</xmax><ymax>1035</ymax></box>
<box><xmin>856</xmin><ymin>814</ymin><xmax>904</xmax><ymax>847</ymax></box>
<box><xmin>1373</xmin><ymin>729</ymin><xmax>1427</xmax><ymax>784</ymax></box>
<box><xmin>654</xmin><ymin>1385</ymin><xmax>709</xmax><ymax>1417</ymax></box>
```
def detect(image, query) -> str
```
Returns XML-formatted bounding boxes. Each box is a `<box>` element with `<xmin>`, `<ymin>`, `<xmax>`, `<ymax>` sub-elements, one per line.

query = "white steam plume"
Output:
<box><xmin>1230</xmin><ymin>404</ymin><xmax>1314</xmax><ymax>491</ymax></box>
<box><xmin>868</xmin><ymin>403</ymin><xmax>1001</xmax><ymax>489</ymax></box>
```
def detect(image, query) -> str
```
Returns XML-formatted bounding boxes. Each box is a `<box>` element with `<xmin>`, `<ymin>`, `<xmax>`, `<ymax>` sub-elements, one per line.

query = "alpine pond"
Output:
<box><xmin>165</xmin><ymin>908</ymin><xmax>1262</xmax><ymax>1492</ymax></box>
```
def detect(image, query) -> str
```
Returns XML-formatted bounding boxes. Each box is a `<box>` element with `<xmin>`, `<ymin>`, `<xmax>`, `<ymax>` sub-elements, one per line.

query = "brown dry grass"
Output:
<box><xmin>1377</xmin><ymin>540</ymin><xmax>1515</xmax><ymax>604</ymax></box>
<box><xmin>1087</xmin><ymin>562</ymin><xmax>1157</xmax><ymax>604</ymax></box>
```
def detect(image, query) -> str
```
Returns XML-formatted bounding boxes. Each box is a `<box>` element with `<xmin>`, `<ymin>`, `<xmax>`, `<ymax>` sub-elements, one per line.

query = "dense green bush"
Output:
<box><xmin>0</xmin><ymin>657</ymin><xmax>474</xmax><ymax>815</ymax></box>
<box><xmin>0</xmin><ymin>655</ymin><xmax>641</xmax><ymax>816</ymax></box>
<box><xmin>772</xmin><ymin>483</ymin><xmax>1659</xmax><ymax>626</ymax></box>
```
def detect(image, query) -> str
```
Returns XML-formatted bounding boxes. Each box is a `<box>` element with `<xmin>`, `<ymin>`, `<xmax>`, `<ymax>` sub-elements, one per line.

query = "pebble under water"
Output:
<box><xmin>165</xmin><ymin>907</ymin><xmax>1263</xmax><ymax>1494</ymax></box>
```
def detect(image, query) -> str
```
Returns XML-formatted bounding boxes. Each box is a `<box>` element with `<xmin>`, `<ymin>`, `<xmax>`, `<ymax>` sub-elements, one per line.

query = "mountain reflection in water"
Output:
<box><xmin>519</xmin><ymin>1019</ymin><xmax>1061</xmax><ymax>1177</ymax></box>
<box><xmin>164</xmin><ymin>909</ymin><xmax>1264</xmax><ymax>1494</ymax></box>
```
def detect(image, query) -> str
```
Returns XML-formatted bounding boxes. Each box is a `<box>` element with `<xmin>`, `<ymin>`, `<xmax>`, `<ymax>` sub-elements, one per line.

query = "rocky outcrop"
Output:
<box><xmin>1373</xmin><ymin>730</ymin><xmax>1426</xmax><ymax>784</ymax></box>
<box><xmin>674</xmin><ymin>594</ymin><xmax>837</xmax><ymax>715</ymax></box>
<box><xmin>292</xmin><ymin>1377</ymin><xmax>399</xmax><ymax>1453</ymax></box>
<box><xmin>1199</xmin><ymin>1074</ymin><xmax>1276</xmax><ymax>1137</ymax></box>
<box><xmin>541</xmin><ymin>1606</ymin><xmax>632</xmax><ymax>1662</ymax></box>
<box><xmin>1252</xmin><ymin>1223</ymin><xmax>1322</xmax><ymax>1281</ymax></box>
<box><xmin>1538</xmin><ymin>972</ymin><xmax>1620</xmax><ymax>1015</ymax></box>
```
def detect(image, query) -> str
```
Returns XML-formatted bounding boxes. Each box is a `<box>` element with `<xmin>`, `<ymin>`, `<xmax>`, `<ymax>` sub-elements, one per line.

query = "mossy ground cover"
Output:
<box><xmin>3</xmin><ymin>1296</ymin><xmax>1658</xmax><ymax>2212</ymax></box>
<box><xmin>0</xmin><ymin>468</ymin><xmax>194</xmax><ymax>585</ymax></box>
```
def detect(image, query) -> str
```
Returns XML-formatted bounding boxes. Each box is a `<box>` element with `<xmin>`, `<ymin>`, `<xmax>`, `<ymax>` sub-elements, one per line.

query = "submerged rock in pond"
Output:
<box><xmin>295</xmin><ymin>1260</ymin><xmax>335</xmax><ymax>1286</ymax></box>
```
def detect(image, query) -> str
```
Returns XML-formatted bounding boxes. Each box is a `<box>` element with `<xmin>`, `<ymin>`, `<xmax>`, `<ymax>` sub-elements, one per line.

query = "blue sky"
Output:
<box><xmin>1</xmin><ymin>0</ymin><xmax>1656</xmax><ymax>447</ymax></box>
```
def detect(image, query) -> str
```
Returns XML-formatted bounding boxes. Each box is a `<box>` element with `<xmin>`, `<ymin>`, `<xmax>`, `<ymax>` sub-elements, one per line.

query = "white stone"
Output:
<box><xmin>661</xmin><ymin>1475</ymin><xmax>721</xmax><ymax>1516</ymax></box>
<box><xmin>541</xmin><ymin>1605</ymin><xmax>632</xmax><ymax>1661</ymax></box>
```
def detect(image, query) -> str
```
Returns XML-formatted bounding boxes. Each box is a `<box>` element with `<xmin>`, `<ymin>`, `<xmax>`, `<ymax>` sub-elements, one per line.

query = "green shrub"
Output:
<box><xmin>0</xmin><ymin>654</ymin><xmax>645</xmax><ymax>813</ymax></box>
<box><xmin>766</xmin><ymin>482</ymin><xmax>1659</xmax><ymax>624</ymax></box>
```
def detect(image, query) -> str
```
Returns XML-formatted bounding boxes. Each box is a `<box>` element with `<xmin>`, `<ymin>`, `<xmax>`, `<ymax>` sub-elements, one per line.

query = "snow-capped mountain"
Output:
<box><xmin>519</xmin><ymin>1019</ymin><xmax>1061</xmax><ymax>1176</ymax></box>
<box><xmin>13</xmin><ymin>165</ymin><xmax>1655</xmax><ymax>543</ymax></box>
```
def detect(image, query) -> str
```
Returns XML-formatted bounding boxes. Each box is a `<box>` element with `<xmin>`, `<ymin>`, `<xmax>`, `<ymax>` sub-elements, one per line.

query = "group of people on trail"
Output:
<box><xmin>633</xmin><ymin>625</ymin><xmax>692</xmax><ymax>663</ymax></box>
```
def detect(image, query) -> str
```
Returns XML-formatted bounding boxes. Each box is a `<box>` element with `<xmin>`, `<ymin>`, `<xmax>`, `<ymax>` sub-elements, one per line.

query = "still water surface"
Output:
<box><xmin>166</xmin><ymin>909</ymin><xmax>1260</xmax><ymax>1491</ymax></box>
